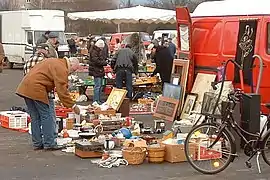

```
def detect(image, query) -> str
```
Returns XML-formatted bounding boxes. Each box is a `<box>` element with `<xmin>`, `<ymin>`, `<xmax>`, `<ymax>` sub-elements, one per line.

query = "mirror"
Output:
<box><xmin>179</xmin><ymin>24</ymin><xmax>190</xmax><ymax>51</ymax></box>
<box><xmin>27</xmin><ymin>31</ymin><xmax>33</xmax><ymax>45</ymax></box>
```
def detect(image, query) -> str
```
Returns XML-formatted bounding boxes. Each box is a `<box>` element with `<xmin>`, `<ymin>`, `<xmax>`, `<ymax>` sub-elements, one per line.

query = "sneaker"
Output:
<box><xmin>34</xmin><ymin>146</ymin><xmax>44</xmax><ymax>151</ymax></box>
<box><xmin>44</xmin><ymin>145</ymin><xmax>65</xmax><ymax>151</ymax></box>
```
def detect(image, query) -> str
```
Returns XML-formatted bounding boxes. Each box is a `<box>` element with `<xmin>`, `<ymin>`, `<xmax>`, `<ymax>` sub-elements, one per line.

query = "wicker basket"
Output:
<box><xmin>147</xmin><ymin>145</ymin><xmax>165</xmax><ymax>163</ymax></box>
<box><xmin>122</xmin><ymin>146</ymin><xmax>147</xmax><ymax>165</ymax></box>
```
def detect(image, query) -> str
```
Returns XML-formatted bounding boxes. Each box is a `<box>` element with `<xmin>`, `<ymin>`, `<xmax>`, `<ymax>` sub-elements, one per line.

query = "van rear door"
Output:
<box><xmin>176</xmin><ymin>7</ymin><xmax>194</xmax><ymax>91</ymax></box>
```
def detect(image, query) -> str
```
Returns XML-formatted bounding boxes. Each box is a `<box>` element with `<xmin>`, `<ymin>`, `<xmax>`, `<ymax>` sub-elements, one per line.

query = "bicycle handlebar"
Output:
<box><xmin>228</xmin><ymin>89</ymin><xmax>252</xmax><ymax>103</ymax></box>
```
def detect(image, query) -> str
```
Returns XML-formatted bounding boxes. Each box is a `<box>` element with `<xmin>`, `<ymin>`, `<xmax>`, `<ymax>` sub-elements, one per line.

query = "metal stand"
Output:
<box><xmin>256</xmin><ymin>151</ymin><xmax>261</xmax><ymax>174</ymax></box>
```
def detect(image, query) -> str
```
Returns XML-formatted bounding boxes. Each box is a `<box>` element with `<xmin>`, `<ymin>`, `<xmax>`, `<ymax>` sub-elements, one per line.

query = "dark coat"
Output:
<box><xmin>102</xmin><ymin>43</ymin><xmax>109</xmax><ymax>59</ymax></box>
<box><xmin>168</xmin><ymin>42</ymin><xmax>176</xmax><ymax>58</ymax></box>
<box><xmin>152</xmin><ymin>46</ymin><xmax>173</xmax><ymax>83</ymax></box>
<box><xmin>88</xmin><ymin>45</ymin><xmax>107</xmax><ymax>77</ymax></box>
<box><xmin>67</xmin><ymin>39</ymin><xmax>77</xmax><ymax>54</ymax></box>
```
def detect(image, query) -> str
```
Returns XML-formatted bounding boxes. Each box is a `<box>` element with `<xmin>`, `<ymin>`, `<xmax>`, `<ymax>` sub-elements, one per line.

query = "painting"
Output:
<box><xmin>180</xmin><ymin>93</ymin><xmax>198</xmax><ymax>120</ymax></box>
<box><xmin>153</xmin><ymin>96</ymin><xmax>179</xmax><ymax>122</ymax></box>
<box><xmin>170</xmin><ymin>59</ymin><xmax>190</xmax><ymax>115</ymax></box>
<box><xmin>106</xmin><ymin>88</ymin><xmax>127</xmax><ymax>111</ymax></box>
<box><xmin>162</xmin><ymin>83</ymin><xmax>182</xmax><ymax>100</ymax></box>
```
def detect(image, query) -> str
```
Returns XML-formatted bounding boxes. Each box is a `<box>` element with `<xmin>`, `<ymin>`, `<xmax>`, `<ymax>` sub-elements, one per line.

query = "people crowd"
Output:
<box><xmin>14</xmin><ymin>31</ymin><xmax>176</xmax><ymax>151</ymax></box>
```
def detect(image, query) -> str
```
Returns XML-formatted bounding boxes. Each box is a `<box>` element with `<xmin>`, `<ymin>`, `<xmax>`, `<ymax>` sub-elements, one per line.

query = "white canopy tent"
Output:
<box><xmin>67</xmin><ymin>5</ymin><xmax>176</xmax><ymax>32</ymax></box>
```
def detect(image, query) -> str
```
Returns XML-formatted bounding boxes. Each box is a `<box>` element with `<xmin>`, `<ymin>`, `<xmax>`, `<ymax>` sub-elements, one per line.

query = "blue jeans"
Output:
<box><xmin>49</xmin><ymin>98</ymin><xmax>57</xmax><ymax>139</ymax></box>
<box><xmin>24</xmin><ymin>97</ymin><xmax>56</xmax><ymax>148</ymax></box>
<box><xmin>116</xmin><ymin>69</ymin><xmax>133</xmax><ymax>99</ymax></box>
<box><xmin>94</xmin><ymin>77</ymin><xmax>103</xmax><ymax>104</ymax></box>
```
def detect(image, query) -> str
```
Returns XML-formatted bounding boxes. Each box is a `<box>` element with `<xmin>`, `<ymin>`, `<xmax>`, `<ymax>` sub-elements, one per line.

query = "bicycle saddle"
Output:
<box><xmin>266</xmin><ymin>103</ymin><xmax>270</xmax><ymax>109</ymax></box>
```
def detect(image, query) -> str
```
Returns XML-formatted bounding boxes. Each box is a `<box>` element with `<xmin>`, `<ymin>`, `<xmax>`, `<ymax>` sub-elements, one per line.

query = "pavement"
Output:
<box><xmin>1</xmin><ymin>69</ymin><xmax>270</xmax><ymax>180</ymax></box>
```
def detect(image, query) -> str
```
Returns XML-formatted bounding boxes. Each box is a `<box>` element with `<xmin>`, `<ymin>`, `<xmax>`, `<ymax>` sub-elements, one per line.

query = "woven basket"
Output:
<box><xmin>147</xmin><ymin>145</ymin><xmax>165</xmax><ymax>163</ymax></box>
<box><xmin>122</xmin><ymin>146</ymin><xmax>147</xmax><ymax>165</ymax></box>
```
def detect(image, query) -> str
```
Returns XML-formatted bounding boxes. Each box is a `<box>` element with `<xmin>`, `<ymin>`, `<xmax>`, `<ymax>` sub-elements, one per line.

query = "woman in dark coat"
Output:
<box><xmin>88</xmin><ymin>39</ymin><xmax>107</xmax><ymax>104</ymax></box>
<box><xmin>150</xmin><ymin>44</ymin><xmax>174</xmax><ymax>86</ymax></box>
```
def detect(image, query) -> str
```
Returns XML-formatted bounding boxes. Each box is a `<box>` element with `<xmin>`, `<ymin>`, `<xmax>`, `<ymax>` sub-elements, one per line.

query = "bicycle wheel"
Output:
<box><xmin>261</xmin><ymin>130</ymin><xmax>270</xmax><ymax>166</ymax></box>
<box><xmin>184</xmin><ymin>123</ymin><xmax>235</xmax><ymax>174</ymax></box>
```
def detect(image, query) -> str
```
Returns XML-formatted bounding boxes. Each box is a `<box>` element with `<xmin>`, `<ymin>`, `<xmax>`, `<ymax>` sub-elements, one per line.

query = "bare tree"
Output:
<box><xmin>146</xmin><ymin>0</ymin><xmax>223</xmax><ymax>11</ymax></box>
<box><xmin>120</xmin><ymin>0</ymin><xmax>134</xmax><ymax>8</ymax></box>
<box><xmin>0</xmin><ymin>0</ymin><xmax>19</xmax><ymax>10</ymax></box>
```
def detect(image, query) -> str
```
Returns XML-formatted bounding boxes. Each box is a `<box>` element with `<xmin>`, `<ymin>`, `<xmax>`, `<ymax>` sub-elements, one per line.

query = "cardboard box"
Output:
<box><xmin>163</xmin><ymin>143</ymin><xmax>196</xmax><ymax>163</ymax></box>
<box><xmin>94</xmin><ymin>109</ymin><xmax>116</xmax><ymax>116</ymax></box>
<box><xmin>197</xmin><ymin>139</ymin><xmax>222</xmax><ymax>160</ymax></box>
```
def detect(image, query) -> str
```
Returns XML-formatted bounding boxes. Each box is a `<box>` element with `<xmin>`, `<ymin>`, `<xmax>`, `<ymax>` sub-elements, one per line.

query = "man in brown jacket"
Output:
<box><xmin>16</xmin><ymin>57</ymin><xmax>80</xmax><ymax>151</ymax></box>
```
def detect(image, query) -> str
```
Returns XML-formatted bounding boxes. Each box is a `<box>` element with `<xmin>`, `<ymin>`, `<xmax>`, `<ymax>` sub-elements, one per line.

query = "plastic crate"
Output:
<box><xmin>0</xmin><ymin>111</ymin><xmax>28</xmax><ymax>129</ymax></box>
<box><xmin>55</xmin><ymin>107</ymin><xmax>73</xmax><ymax>118</ymax></box>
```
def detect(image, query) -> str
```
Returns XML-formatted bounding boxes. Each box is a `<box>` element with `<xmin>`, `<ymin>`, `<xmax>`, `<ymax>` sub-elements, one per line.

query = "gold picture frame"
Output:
<box><xmin>106</xmin><ymin>88</ymin><xmax>127</xmax><ymax>111</ymax></box>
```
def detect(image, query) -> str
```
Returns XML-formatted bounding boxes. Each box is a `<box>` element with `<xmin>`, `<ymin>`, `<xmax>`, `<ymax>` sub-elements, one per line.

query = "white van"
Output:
<box><xmin>0</xmin><ymin>10</ymin><xmax>69</xmax><ymax>68</ymax></box>
<box><xmin>152</xmin><ymin>30</ymin><xmax>177</xmax><ymax>45</ymax></box>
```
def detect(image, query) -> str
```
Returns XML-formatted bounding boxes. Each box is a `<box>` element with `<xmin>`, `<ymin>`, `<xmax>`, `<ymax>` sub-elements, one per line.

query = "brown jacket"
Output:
<box><xmin>16</xmin><ymin>58</ymin><xmax>74</xmax><ymax>108</ymax></box>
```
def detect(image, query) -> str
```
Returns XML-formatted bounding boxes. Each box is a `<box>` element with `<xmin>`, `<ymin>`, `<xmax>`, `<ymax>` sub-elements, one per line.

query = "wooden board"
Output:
<box><xmin>170</xmin><ymin>59</ymin><xmax>190</xmax><ymax>116</ymax></box>
<box><xmin>191</xmin><ymin>73</ymin><xmax>216</xmax><ymax>102</ymax></box>
<box><xmin>191</xmin><ymin>73</ymin><xmax>216</xmax><ymax>113</ymax></box>
<box><xmin>153</xmin><ymin>96</ymin><xmax>179</xmax><ymax>122</ymax></box>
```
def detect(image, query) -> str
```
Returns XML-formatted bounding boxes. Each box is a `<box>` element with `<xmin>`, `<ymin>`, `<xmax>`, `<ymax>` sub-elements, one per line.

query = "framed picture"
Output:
<box><xmin>170</xmin><ymin>59</ymin><xmax>190</xmax><ymax>115</ymax></box>
<box><xmin>171</xmin><ymin>74</ymin><xmax>181</xmax><ymax>85</ymax></box>
<box><xmin>162</xmin><ymin>83</ymin><xmax>182</xmax><ymax>100</ymax></box>
<box><xmin>153</xmin><ymin>96</ymin><xmax>179</xmax><ymax>122</ymax></box>
<box><xmin>180</xmin><ymin>93</ymin><xmax>198</xmax><ymax>120</ymax></box>
<box><xmin>106</xmin><ymin>88</ymin><xmax>127</xmax><ymax>111</ymax></box>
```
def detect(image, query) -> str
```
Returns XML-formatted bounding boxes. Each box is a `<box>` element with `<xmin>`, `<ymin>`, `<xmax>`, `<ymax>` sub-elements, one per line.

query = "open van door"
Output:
<box><xmin>176</xmin><ymin>7</ymin><xmax>194</xmax><ymax>92</ymax></box>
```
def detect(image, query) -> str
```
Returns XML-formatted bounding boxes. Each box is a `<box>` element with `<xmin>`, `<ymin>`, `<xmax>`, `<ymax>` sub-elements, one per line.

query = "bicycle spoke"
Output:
<box><xmin>185</xmin><ymin>123</ymin><xmax>234</xmax><ymax>174</ymax></box>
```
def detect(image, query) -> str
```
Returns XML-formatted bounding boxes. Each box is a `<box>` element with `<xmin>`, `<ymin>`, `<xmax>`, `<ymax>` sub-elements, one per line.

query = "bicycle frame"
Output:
<box><xmin>209</xmin><ymin>100</ymin><xmax>269</xmax><ymax>149</ymax></box>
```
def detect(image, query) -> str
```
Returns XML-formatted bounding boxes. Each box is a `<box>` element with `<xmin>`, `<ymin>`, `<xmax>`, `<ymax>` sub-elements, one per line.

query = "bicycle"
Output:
<box><xmin>184</xmin><ymin>60</ymin><xmax>270</xmax><ymax>174</ymax></box>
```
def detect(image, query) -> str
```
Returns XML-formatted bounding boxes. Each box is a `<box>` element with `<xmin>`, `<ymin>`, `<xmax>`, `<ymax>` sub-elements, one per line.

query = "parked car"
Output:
<box><xmin>152</xmin><ymin>30</ymin><xmax>177</xmax><ymax>45</ymax></box>
<box><xmin>109</xmin><ymin>32</ymin><xmax>151</xmax><ymax>54</ymax></box>
<box><xmin>121</xmin><ymin>32</ymin><xmax>152</xmax><ymax>48</ymax></box>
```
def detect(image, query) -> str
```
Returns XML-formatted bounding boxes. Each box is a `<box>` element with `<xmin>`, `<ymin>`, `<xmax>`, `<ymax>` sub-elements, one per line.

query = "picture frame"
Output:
<box><xmin>106</xmin><ymin>88</ymin><xmax>127</xmax><ymax>111</ymax></box>
<box><xmin>170</xmin><ymin>59</ymin><xmax>190</xmax><ymax>115</ymax></box>
<box><xmin>162</xmin><ymin>83</ymin><xmax>182</xmax><ymax>100</ymax></box>
<box><xmin>180</xmin><ymin>93</ymin><xmax>198</xmax><ymax>120</ymax></box>
<box><xmin>153</xmin><ymin>96</ymin><xmax>179</xmax><ymax>122</ymax></box>
<box><xmin>171</xmin><ymin>74</ymin><xmax>181</xmax><ymax>85</ymax></box>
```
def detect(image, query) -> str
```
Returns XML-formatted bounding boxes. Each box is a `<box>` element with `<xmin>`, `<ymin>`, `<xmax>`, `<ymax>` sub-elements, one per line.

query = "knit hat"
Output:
<box><xmin>95</xmin><ymin>39</ymin><xmax>105</xmax><ymax>48</ymax></box>
<box><xmin>48</xmin><ymin>32</ymin><xmax>58</xmax><ymax>38</ymax></box>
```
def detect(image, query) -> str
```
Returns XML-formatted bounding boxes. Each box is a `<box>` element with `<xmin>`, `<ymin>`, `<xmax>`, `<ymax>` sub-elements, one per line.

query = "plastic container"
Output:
<box><xmin>0</xmin><ymin>111</ymin><xmax>28</xmax><ymax>129</ymax></box>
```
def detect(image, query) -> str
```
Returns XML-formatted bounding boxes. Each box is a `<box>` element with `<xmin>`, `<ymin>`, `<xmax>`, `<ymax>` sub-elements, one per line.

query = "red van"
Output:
<box><xmin>176</xmin><ymin>1</ymin><xmax>270</xmax><ymax>112</ymax></box>
<box><xmin>109</xmin><ymin>32</ymin><xmax>151</xmax><ymax>54</ymax></box>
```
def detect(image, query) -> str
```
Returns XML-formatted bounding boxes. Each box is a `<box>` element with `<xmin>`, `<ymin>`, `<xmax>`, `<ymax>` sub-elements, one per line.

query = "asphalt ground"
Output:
<box><xmin>0</xmin><ymin>68</ymin><xmax>270</xmax><ymax>180</ymax></box>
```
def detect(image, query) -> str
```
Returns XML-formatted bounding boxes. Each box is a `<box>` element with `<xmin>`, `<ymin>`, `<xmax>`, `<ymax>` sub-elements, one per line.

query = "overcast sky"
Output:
<box><xmin>133</xmin><ymin>0</ymin><xmax>148</xmax><ymax>4</ymax></box>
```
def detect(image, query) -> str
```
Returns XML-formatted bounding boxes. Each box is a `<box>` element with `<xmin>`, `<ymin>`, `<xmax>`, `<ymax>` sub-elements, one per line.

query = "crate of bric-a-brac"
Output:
<box><xmin>0</xmin><ymin>111</ymin><xmax>28</xmax><ymax>130</ymax></box>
